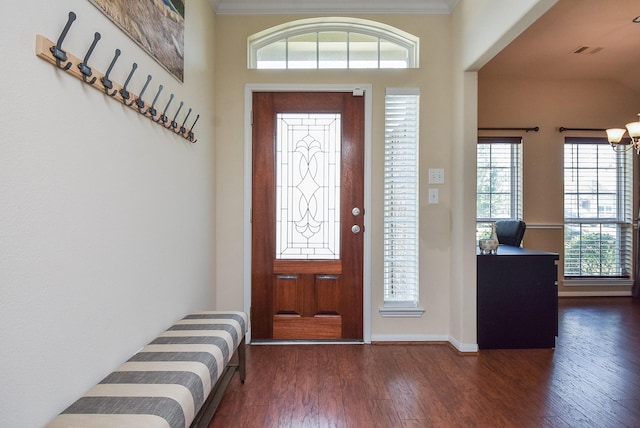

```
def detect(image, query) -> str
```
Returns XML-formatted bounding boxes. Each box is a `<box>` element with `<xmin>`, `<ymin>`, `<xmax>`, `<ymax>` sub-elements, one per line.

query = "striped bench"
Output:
<box><xmin>47</xmin><ymin>311</ymin><xmax>247</xmax><ymax>428</ymax></box>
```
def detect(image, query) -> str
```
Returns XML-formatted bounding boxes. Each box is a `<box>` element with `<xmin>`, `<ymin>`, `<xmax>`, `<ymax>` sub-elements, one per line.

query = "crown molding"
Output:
<box><xmin>210</xmin><ymin>0</ymin><xmax>459</xmax><ymax>15</ymax></box>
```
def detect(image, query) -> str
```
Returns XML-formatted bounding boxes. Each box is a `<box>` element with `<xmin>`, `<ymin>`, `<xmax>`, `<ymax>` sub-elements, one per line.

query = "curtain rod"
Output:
<box><xmin>558</xmin><ymin>127</ymin><xmax>605</xmax><ymax>133</ymax></box>
<box><xmin>478</xmin><ymin>127</ymin><xmax>539</xmax><ymax>132</ymax></box>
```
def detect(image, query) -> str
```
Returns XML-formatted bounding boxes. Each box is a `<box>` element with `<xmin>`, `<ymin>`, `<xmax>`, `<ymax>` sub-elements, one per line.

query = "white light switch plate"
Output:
<box><xmin>428</xmin><ymin>188</ymin><xmax>439</xmax><ymax>204</ymax></box>
<box><xmin>428</xmin><ymin>168</ymin><xmax>444</xmax><ymax>184</ymax></box>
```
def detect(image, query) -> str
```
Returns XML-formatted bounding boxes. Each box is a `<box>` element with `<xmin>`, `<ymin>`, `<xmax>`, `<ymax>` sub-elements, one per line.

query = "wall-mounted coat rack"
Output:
<box><xmin>36</xmin><ymin>11</ymin><xmax>199</xmax><ymax>143</ymax></box>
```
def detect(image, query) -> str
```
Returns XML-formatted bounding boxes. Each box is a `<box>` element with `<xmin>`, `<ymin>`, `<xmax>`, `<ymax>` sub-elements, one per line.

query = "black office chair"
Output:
<box><xmin>495</xmin><ymin>220</ymin><xmax>526</xmax><ymax>247</ymax></box>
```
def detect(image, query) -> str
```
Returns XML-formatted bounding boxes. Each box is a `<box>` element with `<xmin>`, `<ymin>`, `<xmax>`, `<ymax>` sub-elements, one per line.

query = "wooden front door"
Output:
<box><xmin>251</xmin><ymin>92</ymin><xmax>364</xmax><ymax>340</ymax></box>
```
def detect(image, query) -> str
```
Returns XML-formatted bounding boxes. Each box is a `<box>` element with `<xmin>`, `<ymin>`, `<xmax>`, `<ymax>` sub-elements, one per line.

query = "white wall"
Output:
<box><xmin>456</xmin><ymin>0</ymin><xmax>558</xmax><ymax>71</ymax></box>
<box><xmin>0</xmin><ymin>1</ymin><xmax>218</xmax><ymax>426</ymax></box>
<box><xmin>449</xmin><ymin>0</ymin><xmax>556</xmax><ymax>347</ymax></box>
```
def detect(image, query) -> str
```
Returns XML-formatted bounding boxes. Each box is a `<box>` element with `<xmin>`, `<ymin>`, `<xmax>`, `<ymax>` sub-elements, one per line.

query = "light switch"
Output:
<box><xmin>428</xmin><ymin>168</ymin><xmax>445</xmax><ymax>184</ymax></box>
<box><xmin>428</xmin><ymin>188</ymin><xmax>439</xmax><ymax>204</ymax></box>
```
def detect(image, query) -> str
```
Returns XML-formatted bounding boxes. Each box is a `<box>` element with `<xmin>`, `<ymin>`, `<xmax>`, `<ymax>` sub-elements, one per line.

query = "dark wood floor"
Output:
<box><xmin>210</xmin><ymin>297</ymin><xmax>640</xmax><ymax>427</ymax></box>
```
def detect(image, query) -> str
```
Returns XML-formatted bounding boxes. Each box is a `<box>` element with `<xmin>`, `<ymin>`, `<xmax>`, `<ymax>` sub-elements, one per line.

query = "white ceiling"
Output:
<box><xmin>479</xmin><ymin>0</ymin><xmax>640</xmax><ymax>94</ymax></box>
<box><xmin>210</xmin><ymin>0</ymin><xmax>459</xmax><ymax>15</ymax></box>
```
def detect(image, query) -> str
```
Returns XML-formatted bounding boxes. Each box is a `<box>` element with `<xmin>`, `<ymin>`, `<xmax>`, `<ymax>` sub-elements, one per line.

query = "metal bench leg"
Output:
<box><xmin>238</xmin><ymin>337</ymin><xmax>246</xmax><ymax>383</ymax></box>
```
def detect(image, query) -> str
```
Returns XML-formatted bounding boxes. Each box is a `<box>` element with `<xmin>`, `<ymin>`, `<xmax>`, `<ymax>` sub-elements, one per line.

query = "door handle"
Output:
<box><xmin>351</xmin><ymin>225</ymin><xmax>361</xmax><ymax>234</ymax></box>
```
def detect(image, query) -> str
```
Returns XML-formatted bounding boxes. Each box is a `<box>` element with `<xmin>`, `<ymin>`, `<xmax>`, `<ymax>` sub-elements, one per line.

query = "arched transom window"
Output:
<box><xmin>248</xmin><ymin>17</ymin><xmax>419</xmax><ymax>69</ymax></box>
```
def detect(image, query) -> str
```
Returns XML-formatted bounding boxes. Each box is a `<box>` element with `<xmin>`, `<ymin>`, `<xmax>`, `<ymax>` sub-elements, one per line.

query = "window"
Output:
<box><xmin>476</xmin><ymin>137</ymin><xmax>523</xmax><ymax>239</ymax></box>
<box><xmin>248</xmin><ymin>17</ymin><xmax>419</xmax><ymax>69</ymax></box>
<box><xmin>381</xmin><ymin>88</ymin><xmax>423</xmax><ymax>316</ymax></box>
<box><xmin>564</xmin><ymin>137</ymin><xmax>633</xmax><ymax>279</ymax></box>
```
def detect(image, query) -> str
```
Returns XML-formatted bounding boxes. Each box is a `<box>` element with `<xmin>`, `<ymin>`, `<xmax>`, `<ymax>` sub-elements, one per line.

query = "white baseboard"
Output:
<box><xmin>250</xmin><ymin>340</ymin><xmax>364</xmax><ymax>345</ymax></box>
<box><xmin>559</xmin><ymin>290</ymin><xmax>632</xmax><ymax>297</ymax></box>
<box><xmin>370</xmin><ymin>333</ymin><xmax>478</xmax><ymax>353</ymax></box>
<box><xmin>370</xmin><ymin>333</ymin><xmax>448</xmax><ymax>342</ymax></box>
<box><xmin>448</xmin><ymin>336</ymin><xmax>479</xmax><ymax>353</ymax></box>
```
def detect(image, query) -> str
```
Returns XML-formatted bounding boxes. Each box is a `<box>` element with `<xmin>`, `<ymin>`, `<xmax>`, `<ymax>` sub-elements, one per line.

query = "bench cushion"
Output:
<box><xmin>47</xmin><ymin>311</ymin><xmax>247</xmax><ymax>428</ymax></box>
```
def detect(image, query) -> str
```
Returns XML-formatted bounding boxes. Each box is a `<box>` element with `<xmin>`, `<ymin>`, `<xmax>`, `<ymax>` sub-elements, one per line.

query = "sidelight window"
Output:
<box><xmin>381</xmin><ymin>88</ymin><xmax>422</xmax><ymax>316</ymax></box>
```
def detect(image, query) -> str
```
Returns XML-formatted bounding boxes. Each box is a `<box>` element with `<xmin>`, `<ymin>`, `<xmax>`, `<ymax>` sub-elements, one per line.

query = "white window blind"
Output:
<box><xmin>563</xmin><ymin>137</ymin><xmax>633</xmax><ymax>278</ymax></box>
<box><xmin>476</xmin><ymin>137</ymin><xmax>523</xmax><ymax>239</ymax></box>
<box><xmin>383</xmin><ymin>88</ymin><xmax>419</xmax><ymax>307</ymax></box>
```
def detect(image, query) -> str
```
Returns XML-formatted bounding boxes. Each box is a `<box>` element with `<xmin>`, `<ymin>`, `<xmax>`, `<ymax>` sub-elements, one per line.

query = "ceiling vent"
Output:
<box><xmin>573</xmin><ymin>46</ymin><xmax>604</xmax><ymax>54</ymax></box>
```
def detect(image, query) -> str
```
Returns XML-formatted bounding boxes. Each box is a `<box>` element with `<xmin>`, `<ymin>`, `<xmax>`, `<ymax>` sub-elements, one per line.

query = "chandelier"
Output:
<box><xmin>606</xmin><ymin>114</ymin><xmax>640</xmax><ymax>153</ymax></box>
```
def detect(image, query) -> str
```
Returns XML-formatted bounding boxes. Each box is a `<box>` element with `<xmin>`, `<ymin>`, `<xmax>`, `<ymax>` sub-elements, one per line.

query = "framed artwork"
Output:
<box><xmin>89</xmin><ymin>0</ymin><xmax>185</xmax><ymax>82</ymax></box>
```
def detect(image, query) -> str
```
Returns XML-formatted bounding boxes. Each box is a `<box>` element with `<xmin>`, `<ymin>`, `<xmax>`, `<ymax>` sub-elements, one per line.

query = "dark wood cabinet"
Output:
<box><xmin>477</xmin><ymin>246</ymin><xmax>559</xmax><ymax>349</ymax></box>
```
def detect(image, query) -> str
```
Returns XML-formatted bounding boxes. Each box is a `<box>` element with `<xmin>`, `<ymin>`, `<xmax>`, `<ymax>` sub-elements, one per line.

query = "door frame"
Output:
<box><xmin>243</xmin><ymin>83</ymin><xmax>372</xmax><ymax>344</ymax></box>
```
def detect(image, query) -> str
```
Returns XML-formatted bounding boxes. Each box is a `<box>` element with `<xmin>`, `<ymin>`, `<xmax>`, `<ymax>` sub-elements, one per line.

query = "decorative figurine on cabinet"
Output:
<box><xmin>478</xmin><ymin>222</ymin><xmax>499</xmax><ymax>255</ymax></box>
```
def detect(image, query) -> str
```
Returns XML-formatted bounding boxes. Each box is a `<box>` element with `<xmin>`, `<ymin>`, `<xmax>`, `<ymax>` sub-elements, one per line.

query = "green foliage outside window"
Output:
<box><xmin>564</xmin><ymin>231</ymin><xmax>617</xmax><ymax>276</ymax></box>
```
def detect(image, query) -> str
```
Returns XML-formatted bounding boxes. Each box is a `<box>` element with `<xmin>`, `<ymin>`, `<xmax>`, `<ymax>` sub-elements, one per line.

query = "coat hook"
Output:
<box><xmin>179</xmin><ymin>108</ymin><xmax>192</xmax><ymax>134</ymax></box>
<box><xmin>101</xmin><ymin>49</ymin><xmax>121</xmax><ymax>96</ymax></box>
<box><xmin>135</xmin><ymin>75</ymin><xmax>152</xmax><ymax>113</ymax></box>
<box><xmin>188</xmin><ymin>114</ymin><xmax>200</xmax><ymax>143</ymax></box>
<box><xmin>155</xmin><ymin>93</ymin><xmax>174</xmax><ymax>124</ymax></box>
<box><xmin>50</xmin><ymin>11</ymin><xmax>76</xmax><ymax>70</ymax></box>
<box><xmin>119</xmin><ymin>63</ymin><xmax>138</xmax><ymax>107</ymax></box>
<box><xmin>168</xmin><ymin>101</ymin><xmax>184</xmax><ymax>130</ymax></box>
<box><xmin>78</xmin><ymin>32</ymin><xmax>101</xmax><ymax>85</ymax></box>
<box><xmin>144</xmin><ymin>85</ymin><xmax>163</xmax><ymax>117</ymax></box>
